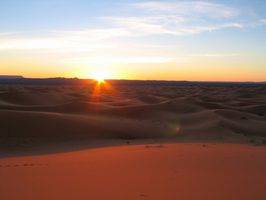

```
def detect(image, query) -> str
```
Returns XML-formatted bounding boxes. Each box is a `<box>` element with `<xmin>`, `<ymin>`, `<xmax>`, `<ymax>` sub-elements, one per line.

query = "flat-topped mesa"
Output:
<box><xmin>0</xmin><ymin>75</ymin><xmax>24</xmax><ymax>79</ymax></box>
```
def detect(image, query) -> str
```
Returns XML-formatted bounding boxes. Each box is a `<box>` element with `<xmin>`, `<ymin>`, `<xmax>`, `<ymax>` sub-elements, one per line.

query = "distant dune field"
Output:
<box><xmin>0</xmin><ymin>82</ymin><xmax>265</xmax><ymax>155</ymax></box>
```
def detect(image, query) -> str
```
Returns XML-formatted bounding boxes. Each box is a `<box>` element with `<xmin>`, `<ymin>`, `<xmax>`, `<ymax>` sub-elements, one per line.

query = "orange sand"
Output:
<box><xmin>1</xmin><ymin>143</ymin><xmax>266</xmax><ymax>200</ymax></box>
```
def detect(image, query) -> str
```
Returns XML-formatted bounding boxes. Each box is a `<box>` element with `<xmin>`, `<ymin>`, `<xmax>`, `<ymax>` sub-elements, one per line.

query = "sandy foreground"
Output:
<box><xmin>1</xmin><ymin>143</ymin><xmax>266</xmax><ymax>200</ymax></box>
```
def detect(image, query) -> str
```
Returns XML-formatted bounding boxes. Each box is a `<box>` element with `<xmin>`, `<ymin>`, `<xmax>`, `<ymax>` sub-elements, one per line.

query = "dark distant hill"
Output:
<box><xmin>0</xmin><ymin>77</ymin><xmax>84</xmax><ymax>85</ymax></box>
<box><xmin>0</xmin><ymin>75</ymin><xmax>24</xmax><ymax>79</ymax></box>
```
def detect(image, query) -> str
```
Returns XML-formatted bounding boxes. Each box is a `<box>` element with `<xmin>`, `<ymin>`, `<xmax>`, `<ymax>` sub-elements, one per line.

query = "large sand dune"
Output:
<box><xmin>1</xmin><ymin>144</ymin><xmax>266</xmax><ymax>200</ymax></box>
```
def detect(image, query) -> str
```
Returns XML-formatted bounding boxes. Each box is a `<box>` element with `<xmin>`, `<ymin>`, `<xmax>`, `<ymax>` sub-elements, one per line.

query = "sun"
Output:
<box><xmin>90</xmin><ymin>69</ymin><xmax>111</xmax><ymax>83</ymax></box>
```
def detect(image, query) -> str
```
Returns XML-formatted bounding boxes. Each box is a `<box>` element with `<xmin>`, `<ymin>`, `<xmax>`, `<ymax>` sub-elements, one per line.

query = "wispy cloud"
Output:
<box><xmin>257</xmin><ymin>19</ymin><xmax>266</xmax><ymax>25</ymax></box>
<box><xmin>106</xmin><ymin>16</ymin><xmax>243</xmax><ymax>36</ymax></box>
<box><xmin>61</xmin><ymin>56</ymin><xmax>185</xmax><ymax>65</ymax></box>
<box><xmin>132</xmin><ymin>1</ymin><xmax>239</xmax><ymax>18</ymax></box>
<box><xmin>0</xmin><ymin>1</ymin><xmax>246</xmax><ymax>53</ymax></box>
<box><xmin>0</xmin><ymin>31</ymin><xmax>116</xmax><ymax>51</ymax></box>
<box><xmin>0</xmin><ymin>32</ymin><xmax>21</xmax><ymax>36</ymax></box>
<box><xmin>188</xmin><ymin>53</ymin><xmax>240</xmax><ymax>57</ymax></box>
<box><xmin>102</xmin><ymin>1</ymin><xmax>242</xmax><ymax>37</ymax></box>
<box><xmin>53</xmin><ymin>28</ymin><xmax>131</xmax><ymax>41</ymax></box>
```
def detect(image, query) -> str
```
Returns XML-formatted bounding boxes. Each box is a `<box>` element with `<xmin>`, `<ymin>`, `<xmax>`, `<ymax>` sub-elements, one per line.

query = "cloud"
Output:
<box><xmin>132</xmin><ymin>1</ymin><xmax>239</xmax><ymax>18</ymax></box>
<box><xmin>103</xmin><ymin>16</ymin><xmax>174</xmax><ymax>36</ymax></box>
<box><xmin>102</xmin><ymin>1</ymin><xmax>242</xmax><ymax>36</ymax></box>
<box><xmin>0</xmin><ymin>31</ymin><xmax>117</xmax><ymax>51</ymax></box>
<box><xmin>0</xmin><ymin>37</ymin><xmax>63</xmax><ymax>50</ymax></box>
<box><xmin>105</xmin><ymin>16</ymin><xmax>242</xmax><ymax>36</ymax></box>
<box><xmin>61</xmin><ymin>56</ymin><xmax>185</xmax><ymax>65</ymax></box>
<box><xmin>53</xmin><ymin>28</ymin><xmax>131</xmax><ymax>41</ymax></box>
<box><xmin>0</xmin><ymin>1</ymin><xmax>244</xmax><ymax>52</ymax></box>
<box><xmin>0</xmin><ymin>22</ymin><xmax>242</xmax><ymax>52</ymax></box>
<box><xmin>257</xmin><ymin>19</ymin><xmax>266</xmax><ymax>25</ymax></box>
<box><xmin>172</xmin><ymin>23</ymin><xmax>243</xmax><ymax>35</ymax></box>
<box><xmin>0</xmin><ymin>32</ymin><xmax>19</xmax><ymax>36</ymax></box>
<box><xmin>189</xmin><ymin>53</ymin><xmax>239</xmax><ymax>57</ymax></box>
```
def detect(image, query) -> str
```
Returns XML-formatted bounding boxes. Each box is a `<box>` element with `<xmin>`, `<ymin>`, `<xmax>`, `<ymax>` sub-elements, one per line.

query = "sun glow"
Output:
<box><xmin>90</xmin><ymin>69</ymin><xmax>111</xmax><ymax>83</ymax></box>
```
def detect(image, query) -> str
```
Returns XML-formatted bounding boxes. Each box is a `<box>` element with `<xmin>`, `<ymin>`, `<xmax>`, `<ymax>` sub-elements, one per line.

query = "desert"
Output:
<box><xmin>1</xmin><ymin>0</ymin><xmax>266</xmax><ymax>199</ymax></box>
<box><xmin>0</xmin><ymin>80</ymin><xmax>266</xmax><ymax>200</ymax></box>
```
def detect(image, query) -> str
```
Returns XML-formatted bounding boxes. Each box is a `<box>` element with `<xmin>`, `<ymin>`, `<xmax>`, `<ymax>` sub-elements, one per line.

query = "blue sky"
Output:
<box><xmin>0</xmin><ymin>0</ymin><xmax>266</xmax><ymax>80</ymax></box>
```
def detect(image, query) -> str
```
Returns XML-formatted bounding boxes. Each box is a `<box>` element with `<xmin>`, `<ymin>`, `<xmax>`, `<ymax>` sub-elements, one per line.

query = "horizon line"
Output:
<box><xmin>0</xmin><ymin>75</ymin><xmax>265</xmax><ymax>83</ymax></box>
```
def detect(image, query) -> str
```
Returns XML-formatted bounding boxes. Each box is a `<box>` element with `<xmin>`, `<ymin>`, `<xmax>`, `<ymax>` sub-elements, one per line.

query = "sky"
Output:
<box><xmin>0</xmin><ymin>0</ymin><xmax>266</xmax><ymax>81</ymax></box>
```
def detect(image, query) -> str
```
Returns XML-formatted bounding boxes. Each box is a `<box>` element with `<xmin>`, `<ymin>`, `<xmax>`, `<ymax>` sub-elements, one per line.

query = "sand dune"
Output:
<box><xmin>0</xmin><ymin>110</ymin><xmax>172</xmax><ymax>139</ymax></box>
<box><xmin>1</xmin><ymin>144</ymin><xmax>266</xmax><ymax>200</ymax></box>
<box><xmin>0</xmin><ymin>84</ymin><xmax>266</xmax><ymax>153</ymax></box>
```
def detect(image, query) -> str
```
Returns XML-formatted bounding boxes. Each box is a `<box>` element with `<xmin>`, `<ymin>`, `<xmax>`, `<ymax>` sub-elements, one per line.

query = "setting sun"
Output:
<box><xmin>90</xmin><ymin>69</ymin><xmax>111</xmax><ymax>83</ymax></box>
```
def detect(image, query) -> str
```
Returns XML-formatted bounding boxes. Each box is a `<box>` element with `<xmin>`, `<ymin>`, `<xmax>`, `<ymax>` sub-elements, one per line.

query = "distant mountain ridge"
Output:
<box><xmin>0</xmin><ymin>75</ymin><xmax>24</xmax><ymax>79</ymax></box>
